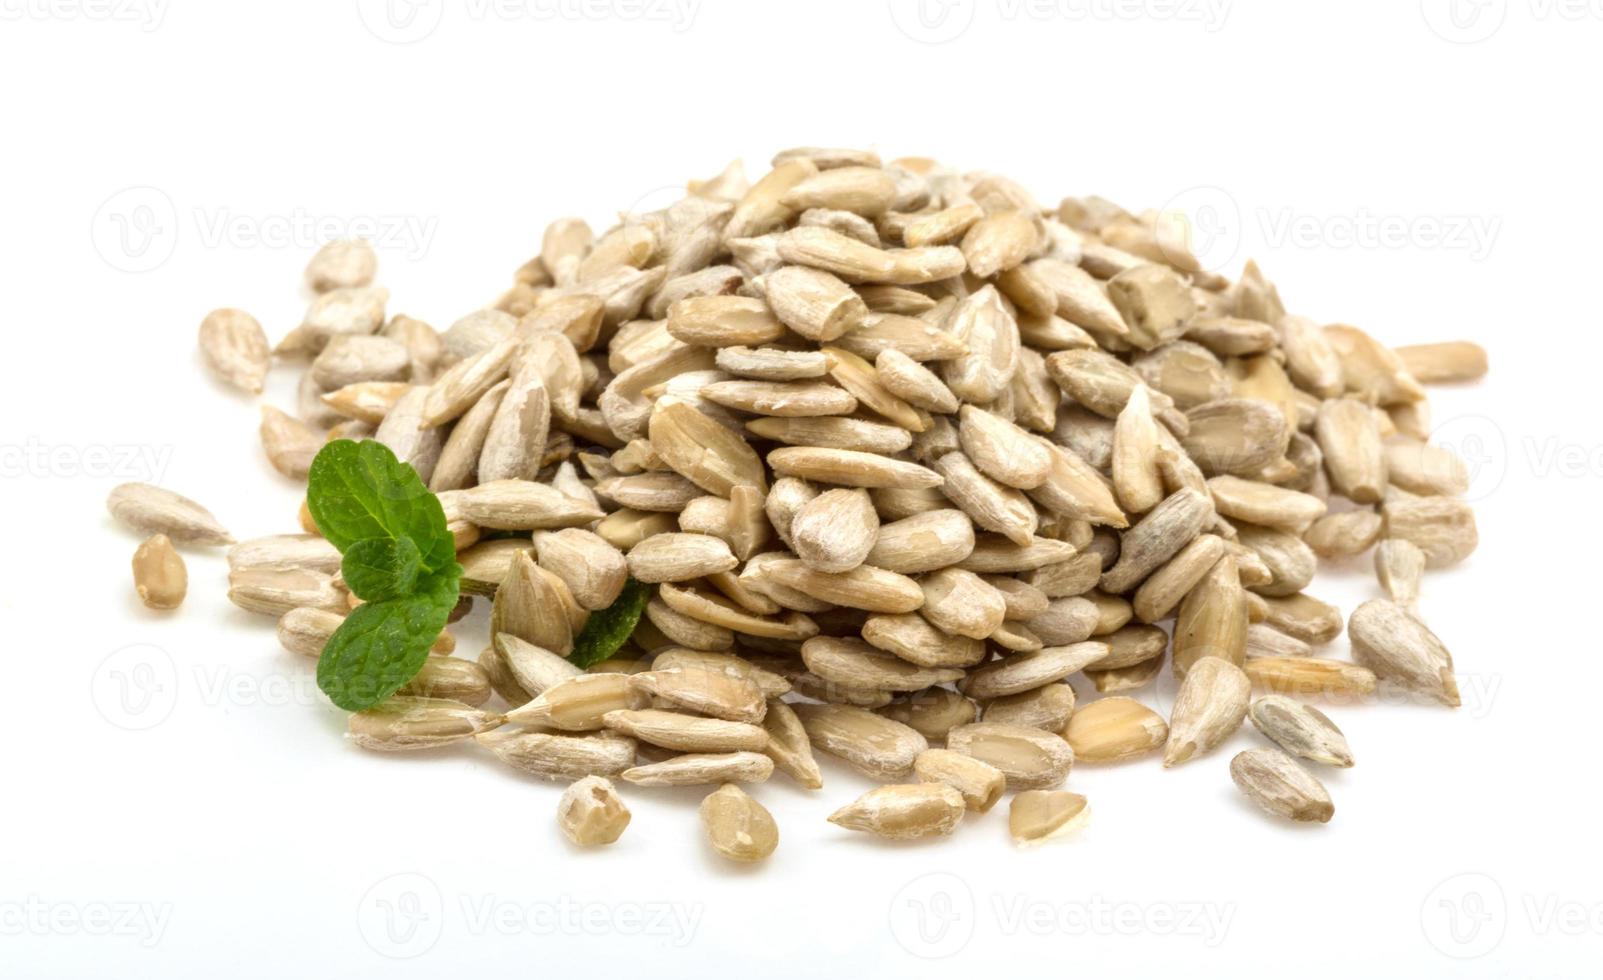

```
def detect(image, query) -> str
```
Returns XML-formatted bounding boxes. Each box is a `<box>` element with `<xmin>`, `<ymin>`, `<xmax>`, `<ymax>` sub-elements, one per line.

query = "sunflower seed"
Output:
<box><xmin>776</xmin><ymin>226</ymin><xmax>965</xmax><ymax>285</ymax></box>
<box><xmin>197</xmin><ymin>308</ymin><xmax>270</xmax><ymax>394</ymax></box>
<box><xmin>714</xmin><ymin>345</ymin><xmax>830</xmax><ymax>381</ymax></box>
<box><xmin>946</xmin><ymin>722</ymin><xmax>1074</xmax><ymax>790</ymax></box>
<box><xmin>457</xmin><ymin>479</ymin><xmax>604</xmax><ymax>530</ymax></box>
<box><xmin>828</xmin><ymin>783</ymin><xmax>966</xmax><ymax>840</ymax></box>
<box><xmin>1395</xmin><ymin>341</ymin><xmax>1488</xmax><ymax>384</ymax></box>
<box><xmin>1163</xmin><ymin>656</ymin><xmax>1251</xmax><ymax>767</ymax></box>
<box><xmin>630</xmin><ymin>667</ymin><xmax>767</xmax><ymax>724</ymax></box>
<box><xmin>1381</xmin><ymin>494</ymin><xmax>1478</xmax><ymax>567</ymax></box>
<box><xmin>1099</xmin><ymin>488</ymin><xmax>1211</xmax><ymax>593</ymax></box>
<box><xmin>1132</xmin><ymin>533</ymin><xmax>1227</xmax><ymax>623</ymax></box>
<box><xmin>132</xmin><ymin>534</ymin><xmax>186</xmax><ymax>610</ymax></box>
<box><xmin>758</xmin><ymin>265</ymin><xmax>869</xmax><ymax>341</ymax></box>
<box><xmin>1065</xmin><ymin>696</ymin><xmax>1169</xmax><ymax>763</ymax></box>
<box><xmin>1348</xmin><ymin>599</ymin><xmax>1459</xmax><ymax>707</ymax></box>
<box><xmin>624</xmin><ymin>751</ymin><xmax>774</xmax><ymax>786</ymax></box>
<box><xmin>1248</xmin><ymin>695</ymin><xmax>1353</xmax><ymax>768</ymax></box>
<box><xmin>787</xmin><ymin>488</ymin><xmax>879</xmax><ymax>573</ymax></box>
<box><xmin>801</xmin><ymin>636</ymin><xmax>964</xmax><ymax>692</ymax></box>
<box><xmin>1375</xmin><ymin>538</ymin><xmax>1426</xmax><ymax>607</ymax></box>
<box><xmin>1230</xmin><ymin>747</ymin><xmax>1334</xmax><ymax>823</ymax></box>
<box><xmin>792</xmin><ymin>703</ymin><xmax>928</xmax><ymax>779</ymax></box>
<box><xmin>348</xmin><ymin>697</ymin><xmax>504</xmax><ymax>751</ymax></box>
<box><xmin>373</xmin><ymin>386</ymin><xmax>444</xmax><ymax>483</ymax></box>
<box><xmin>1244</xmin><ymin>656</ymin><xmax>1377</xmax><ymax>699</ymax></box>
<box><xmin>107</xmin><ymin>483</ymin><xmax>233</xmax><ymax>546</ymax></box>
<box><xmin>1009</xmin><ymin>790</ymin><xmax>1090</xmax><ymax>846</ymax></box>
<box><xmin>699</xmin><ymin>783</ymin><xmax>778</xmax><ymax>862</ymax></box>
<box><xmin>557</xmin><ymin>776</ymin><xmax>631</xmax><ymax>846</ymax></box>
<box><xmin>1315</xmin><ymin>398</ymin><xmax>1387</xmax><ymax>504</ymax></box>
<box><xmin>981</xmin><ymin>683</ymin><xmax>1077</xmax><ymax>730</ymax></box>
<box><xmin>478</xmin><ymin>728</ymin><xmax>637</xmax><ymax>780</ymax></box>
<box><xmin>506</xmin><ymin>674</ymin><xmax>648</xmax><ymax>731</ymax></box>
<box><xmin>228</xmin><ymin>566</ymin><xmax>344</xmax><ymax>616</ymax></box>
<box><xmin>398</xmin><ymin>658</ymin><xmax>492</xmax><ymax>707</ymax></box>
<box><xmin>1303</xmin><ymin>510</ymin><xmax>1383</xmax><ymax>558</ymax></box>
<box><xmin>603</xmin><ymin>709</ymin><xmax>768</xmax><ymax>752</ymax></box>
<box><xmin>532</xmin><ymin>529</ymin><xmax>627</xmax><ymax>611</ymax></box>
<box><xmin>1247</xmin><ymin>622</ymin><xmax>1314</xmax><ymax>659</ymax></box>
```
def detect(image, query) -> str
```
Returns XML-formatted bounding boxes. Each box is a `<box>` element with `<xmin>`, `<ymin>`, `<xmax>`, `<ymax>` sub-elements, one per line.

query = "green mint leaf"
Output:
<box><xmin>568</xmin><ymin>578</ymin><xmax>653</xmax><ymax>670</ymax></box>
<box><xmin>341</xmin><ymin>536</ymin><xmax>422</xmax><ymax>603</ymax></box>
<box><xmin>316</xmin><ymin>573</ymin><xmax>459</xmax><ymax>711</ymax></box>
<box><xmin>306</xmin><ymin>440</ymin><xmax>455</xmax><ymax>576</ymax></box>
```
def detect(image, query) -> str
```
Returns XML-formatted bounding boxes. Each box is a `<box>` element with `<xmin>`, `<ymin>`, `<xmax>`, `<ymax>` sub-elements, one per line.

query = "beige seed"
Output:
<box><xmin>228</xmin><ymin>566</ymin><xmax>344</xmax><ymax>616</ymax></box>
<box><xmin>1244</xmin><ymin>656</ymin><xmax>1378</xmax><ymax>700</ymax></box>
<box><xmin>258</xmin><ymin>406</ymin><xmax>321</xmax><ymax>480</ymax></box>
<box><xmin>310</xmin><ymin>334</ymin><xmax>410</xmax><ymax>389</ymax></box>
<box><xmin>1106</xmin><ymin>263</ymin><xmax>1196</xmax><ymax>350</ymax></box>
<box><xmin>646</xmin><ymin>598</ymin><xmax>733</xmax><ymax>651</ymax></box>
<box><xmin>1163</xmin><ymin>656</ymin><xmax>1251</xmax><ymax>767</ymax></box>
<box><xmin>197</xmin><ymin>308</ymin><xmax>270</xmax><ymax>394</ymax></box>
<box><xmin>1315</xmin><ymin>398</ymin><xmax>1388</xmax><ymax>504</ymax></box>
<box><xmin>1099</xmin><ymin>488</ymin><xmax>1212</xmax><ymax>594</ymax></box>
<box><xmin>624</xmin><ymin>751</ymin><xmax>775</xmax><ymax>787</ymax></box>
<box><xmin>1180</xmin><ymin>398</ymin><xmax>1289</xmax><ymax>478</ymax></box>
<box><xmin>421</xmin><ymin>334</ymin><xmax>518</xmax><ymax>428</ymax></box>
<box><xmin>603</xmin><ymin>709</ymin><xmax>768</xmax><ymax>753</ymax></box>
<box><xmin>1064</xmin><ymin>697</ymin><xmax>1168</xmax><ymax>763</ymax></box>
<box><xmin>477</xmin><ymin>369</ymin><xmax>550</xmax><ymax>484</ymax></box>
<box><xmin>1009</xmin><ymin>790</ymin><xmax>1090</xmax><ymax>846</ymax></box>
<box><xmin>982</xmin><ymin>683</ymin><xmax>1078</xmax><ymax>731</ymax></box>
<box><xmin>1381</xmin><ymin>494</ymin><xmax>1478</xmax><ymax>567</ymax></box>
<box><xmin>1375</xmin><ymin>538</ymin><xmax>1426</xmax><ymax>606</ymax></box>
<box><xmin>1230</xmin><ymin>748</ymin><xmax>1334</xmax><ymax>823</ymax></box>
<box><xmin>1247</xmin><ymin>622</ymin><xmax>1314</xmax><ymax>659</ymax></box>
<box><xmin>492</xmin><ymin>552</ymin><xmax>575</xmax><ymax>655</ymax></box>
<box><xmin>942</xmin><ymin>286</ymin><xmax>1020</xmax><ymax>404</ymax></box>
<box><xmin>776</xmin><ymin>226</ymin><xmax>965</xmax><ymax>285</ymax></box>
<box><xmin>321</xmin><ymin>380</ymin><xmax>410</xmax><ymax>424</ymax></box>
<box><xmin>834</xmin><ymin>312</ymin><xmax>968</xmax><ymax>362</ymax></box>
<box><xmin>1111</xmin><ymin>385</ymin><xmax>1165</xmax><ymax>514</ymax></box>
<box><xmin>946</xmin><ymin>722</ymin><xmax>1075</xmax><ymax>790</ymax></box>
<box><xmin>865</xmin><ymin>509</ymin><xmax>976</xmax><ymax>575</ymax></box>
<box><xmin>860</xmin><ymin>613</ymin><xmax>986</xmax><ymax>669</ymax></box>
<box><xmin>348</xmin><ymin>697</ymin><xmax>504</xmax><ymax>751</ymax></box>
<box><xmin>1234</xmin><ymin>524</ymin><xmax>1318</xmax><ymax>598</ymax></box>
<box><xmin>759</xmin><ymin>265</ymin><xmax>869</xmax><ymax>341</ymax></box>
<box><xmin>955</xmin><ymin>641</ymin><xmax>1109</xmax><ymax>702</ymax></box>
<box><xmin>913</xmin><ymin>749</ymin><xmax>1007</xmax><ymax>813</ymax></box>
<box><xmin>372</xmin><ymin>386</ymin><xmax>444</xmax><ymax>483</ymax></box>
<box><xmin>875</xmin><ymin>349</ymin><xmax>960</xmax><ymax>413</ymax></box>
<box><xmin>398</xmin><ymin>657</ymin><xmax>492</xmax><ymax>707</ymax></box>
<box><xmin>1304</xmin><ymin>510</ymin><xmax>1384</xmax><ymax>558</ymax></box>
<box><xmin>1091</xmin><ymin>623</ymin><xmax>1168</xmax><ymax>670</ymax></box>
<box><xmin>1030</xmin><ymin>258</ymin><xmax>1127</xmax><ymax>336</ymax></box>
<box><xmin>478</xmin><ymin>728</ymin><xmax>637</xmax><ymax>781</ymax></box>
<box><xmin>506</xmin><ymin>674</ymin><xmax>648</xmax><ymax>731</ymax></box>
<box><xmin>1385</xmin><ymin>441</ymin><xmax>1470</xmax><ymax>497</ymax></box>
<box><xmin>457</xmin><ymin>479</ymin><xmax>604</xmax><ymax>531</ymax></box>
<box><xmin>1394</xmin><ymin>341</ymin><xmax>1488</xmax><ymax>384</ymax></box>
<box><xmin>533</xmin><ymin>529</ymin><xmax>628</xmax><ymax>612</ymax></box>
<box><xmin>131</xmin><ymin>534</ymin><xmax>186</xmax><ymax>610</ymax></box>
<box><xmin>652</xmin><ymin>650</ymin><xmax>790</xmax><ymax>697</ymax></box>
<box><xmin>828</xmin><ymin>783</ymin><xmax>966</xmax><ymax>840</ymax></box>
<box><xmin>790</xmin><ymin>488</ymin><xmax>879</xmax><ymax>573</ymax></box>
<box><xmin>1259</xmin><ymin>593</ymin><xmax>1344</xmax><ymax>645</ymax></box>
<box><xmin>666</xmin><ymin>295</ymin><xmax>787</xmax><ymax>347</ymax></box>
<box><xmin>759</xmin><ymin>559</ymin><xmax>924</xmax><ymax>614</ymax></box>
<box><xmin>627</xmin><ymin>532</ymin><xmax>738</xmax><ymax>583</ymax></box>
<box><xmin>556</xmin><ymin>776</ymin><xmax>631</xmax><ymax>846</ymax></box>
<box><xmin>961</xmin><ymin>209</ymin><xmax>1040</xmax><ymax>277</ymax></box>
<box><xmin>1207</xmin><ymin>475</ymin><xmax>1327</xmax><ymax>532</ymax></box>
<box><xmin>700</xmin><ymin>379</ymin><xmax>858</xmax><ymax>417</ymax></box>
<box><xmin>760</xmin><ymin>698</ymin><xmax>823</xmax><ymax>789</ymax></box>
<box><xmin>700</xmin><ymin>783</ymin><xmax>779</xmax><ymax>862</ymax></box>
<box><xmin>630</xmin><ymin>667</ymin><xmax>767</xmax><ymax>724</ymax></box>
<box><xmin>801</xmin><ymin>636</ymin><xmax>964</xmax><ymax>692</ymax></box>
<box><xmin>792</xmin><ymin>703</ymin><xmax>928</xmax><ymax>779</ymax></box>
<box><xmin>1248</xmin><ymin>695</ymin><xmax>1354</xmax><ymax>768</ymax></box>
<box><xmin>1085</xmin><ymin>656</ymin><xmax>1164</xmax><ymax>693</ymax></box>
<box><xmin>1132</xmin><ymin>533</ymin><xmax>1228</xmax><ymax>623</ymax></box>
<box><xmin>904</xmin><ymin>201</ymin><xmax>984</xmax><ymax>247</ymax></box>
<box><xmin>746</xmin><ymin>416</ymin><xmax>912</xmax><ymax>455</ymax></box>
<box><xmin>1028</xmin><ymin>442</ymin><xmax>1128</xmax><ymax>529</ymax></box>
<box><xmin>714</xmin><ymin>345</ymin><xmax>830</xmax><ymax>381</ymax></box>
<box><xmin>781</xmin><ymin>165</ymin><xmax>898</xmax><ymax>216</ymax></box>
<box><xmin>961</xmin><ymin>535</ymin><xmax>1080</xmax><ymax>575</ymax></box>
<box><xmin>877</xmin><ymin>690</ymin><xmax>979</xmax><ymax>742</ymax></box>
<box><xmin>495</xmin><ymin>633</ymin><xmax>581</xmax><ymax>696</ymax></box>
<box><xmin>107</xmin><ymin>483</ymin><xmax>233</xmax><ymax>546</ymax></box>
<box><xmin>933</xmin><ymin>452</ymin><xmax>1037</xmax><ymax>546</ymax></box>
<box><xmin>657</xmin><ymin>582</ymin><xmax>818</xmax><ymax>641</ymax></box>
<box><xmin>595</xmin><ymin>472</ymin><xmax>704</xmax><ymax>512</ymax></box>
<box><xmin>1349</xmin><ymin>599</ymin><xmax>1460</xmax><ymax>707</ymax></box>
<box><xmin>959</xmin><ymin>406</ymin><xmax>1052</xmax><ymax>490</ymax></box>
<box><xmin>227</xmin><ymin>534</ymin><xmax>341</xmax><ymax>574</ymax></box>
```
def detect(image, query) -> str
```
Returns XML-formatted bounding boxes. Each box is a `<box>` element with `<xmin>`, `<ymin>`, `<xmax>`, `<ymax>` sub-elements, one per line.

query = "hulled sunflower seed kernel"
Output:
<box><xmin>700</xmin><ymin>783</ymin><xmax>779</xmax><ymax>862</ymax></box>
<box><xmin>828</xmin><ymin>783</ymin><xmax>967</xmax><ymax>840</ymax></box>
<box><xmin>1229</xmin><ymin>748</ymin><xmax>1334</xmax><ymax>823</ymax></box>
<box><xmin>913</xmin><ymin>748</ymin><xmax>1007</xmax><ymax>813</ymax></box>
<box><xmin>132</xmin><ymin>534</ymin><xmax>187</xmax><ymax>610</ymax></box>
<box><xmin>1064</xmin><ymin>697</ymin><xmax>1169</xmax><ymax>763</ymax></box>
<box><xmin>1247</xmin><ymin>695</ymin><xmax>1354</xmax><ymax>768</ymax></box>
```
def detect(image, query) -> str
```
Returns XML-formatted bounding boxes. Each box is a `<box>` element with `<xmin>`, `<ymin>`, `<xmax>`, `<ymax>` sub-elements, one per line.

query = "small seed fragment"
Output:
<box><xmin>1009</xmin><ymin>790</ymin><xmax>1090</xmax><ymax>846</ymax></box>
<box><xmin>557</xmin><ymin>776</ymin><xmax>631</xmax><ymax>846</ymax></box>
<box><xmin>131</xmin><ymin>534</ymin><xmax>186</xmax><ymax>610</ymax></box>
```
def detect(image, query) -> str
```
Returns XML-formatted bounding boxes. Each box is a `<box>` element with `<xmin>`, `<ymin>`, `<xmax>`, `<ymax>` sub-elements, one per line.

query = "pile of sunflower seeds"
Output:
<box><xmin>121</xmin><ymin>146</ymin><xmax>1488</xmax><ymax>856</ymax></box>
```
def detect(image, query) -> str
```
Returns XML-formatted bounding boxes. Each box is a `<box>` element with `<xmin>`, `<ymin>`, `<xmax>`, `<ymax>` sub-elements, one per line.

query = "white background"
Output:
<box><xmin>2</xmin><ymin>1</ymin><xmax>1597</xmax><ymax>976</ymax></box>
